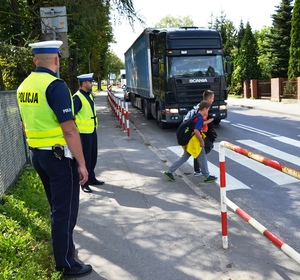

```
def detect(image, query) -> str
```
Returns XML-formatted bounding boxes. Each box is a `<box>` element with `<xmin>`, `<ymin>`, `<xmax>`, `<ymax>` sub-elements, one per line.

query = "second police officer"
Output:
<box><xmin>73</xmin><ymin>73</ymin><xmax>105</xmax><ymax>193</ymax></box>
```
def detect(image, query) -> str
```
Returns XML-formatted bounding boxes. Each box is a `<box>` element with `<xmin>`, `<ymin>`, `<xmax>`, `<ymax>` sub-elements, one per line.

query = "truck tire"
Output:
<box><xmin>143</xmin><ymin>99</ymin><xmax>152</xmax><ymax>119</ymax></box>
<box><xmin>130</xmin><ymin>93</ymin><xmax>136</xmax><ymax>108</ymax></box>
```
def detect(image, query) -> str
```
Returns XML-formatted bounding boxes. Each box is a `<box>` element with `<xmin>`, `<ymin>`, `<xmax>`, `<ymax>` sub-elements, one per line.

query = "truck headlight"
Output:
<box><xmin>166</xmin><ymin>108</ymin><xmax>179</xmax><ymax>114</ymax></box>
<box><xmin>219</xmin><ymin>104</ymin><xmax>227</xmax><ymax>110</ymax></box>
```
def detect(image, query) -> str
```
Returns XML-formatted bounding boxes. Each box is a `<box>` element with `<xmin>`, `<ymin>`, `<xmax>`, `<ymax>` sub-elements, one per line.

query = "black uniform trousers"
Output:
<box><xmin>81</xmin><ymin>129</ymin><xmax>98</xmax><ymax>187</ymax></box>
<box><xmin>194</xmin><ymin>135</ymin><xmax>213</xmax><ymax>172</ymax></box>
<box><xmin>30</xmin><ymin>149</ymin><xmax>79</xmax><ymax>271</ymax></box>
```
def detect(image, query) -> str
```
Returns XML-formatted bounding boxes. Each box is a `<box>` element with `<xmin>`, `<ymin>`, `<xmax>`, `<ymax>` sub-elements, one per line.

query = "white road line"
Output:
<box><xmin>167</xmin><ymin>145</ymin><xmax>250</xmax><ymax>191</ymax></box>
<box><xmin>273</xmin><ymin>136</ymin><xmax>300</xmax><ymax>148</ymax></box>
<box><xmin>232</xmin><ymin>123</ymin><xmax>279</xmax><ymax>137</ymax></box>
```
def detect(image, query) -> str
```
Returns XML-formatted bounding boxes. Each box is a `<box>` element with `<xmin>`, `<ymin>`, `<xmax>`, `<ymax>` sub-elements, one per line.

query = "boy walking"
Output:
<box><xmin>164</xmin><ymin>100</ymin><xmax>217</xmax><ymax>183</ymax></box>
<box><xmin>184</xmin><ymin>90</ymin><xmax>216</xmax><ymax>176</ymax></box>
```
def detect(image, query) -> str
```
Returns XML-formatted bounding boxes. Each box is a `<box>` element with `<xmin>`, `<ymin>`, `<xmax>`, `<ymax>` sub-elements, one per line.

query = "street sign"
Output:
<box><xmin>40</xmin><ymin>6</ymin><xmax>68</xmax><ymax>33</ymax></box>
<box><xmin>40</xmin><ymin>6</ymin><xmax>69</xmax><ymax>58</ymax></box>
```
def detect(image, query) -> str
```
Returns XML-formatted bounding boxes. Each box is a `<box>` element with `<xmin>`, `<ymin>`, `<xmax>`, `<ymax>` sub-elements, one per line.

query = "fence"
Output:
<box><xmin>219</xmin><ymin>140</ymin><xmax>300</xmax><ymax>265</ymax></box>
<box><xmin>244</xmin><ymin>77</ymin><xmax>300</xmax><ymax>102</ymax></box>
<box><xmin>0</xmin><ymin>91</ymin><xmax>28</xmax><ymax>199</ymax></box>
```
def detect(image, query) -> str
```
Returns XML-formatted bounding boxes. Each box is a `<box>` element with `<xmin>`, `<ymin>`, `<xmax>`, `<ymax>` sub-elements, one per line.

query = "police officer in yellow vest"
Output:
<box><xmin>73</xmin><ymin>73</ymin><xmax>104</xmax><ymax>193</ymax></box>
<box><xmin>17</xmin><ymin>40</ymin><xmax>92</xmax><ymax>278</ymax></box>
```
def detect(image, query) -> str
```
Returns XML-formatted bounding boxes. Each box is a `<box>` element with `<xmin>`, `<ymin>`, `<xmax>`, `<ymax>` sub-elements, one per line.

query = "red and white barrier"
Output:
<box><xmin>107</xmin><ymin>89</ymin><xmax>130</xmax><ymax>139</ymax></box>
<box><xmin>219</xmin><ymin>140</ymin><xmax>300</xmax><ymax>264</ymax></box>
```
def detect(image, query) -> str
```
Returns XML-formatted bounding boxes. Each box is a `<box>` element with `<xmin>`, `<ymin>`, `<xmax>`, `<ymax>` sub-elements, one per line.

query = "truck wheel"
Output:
<box><xmin>143</xmin><ymin>99</ymin><xmax>152</xmax><ymax>119</ymax></box>
<box><xmin>130</xmin><ymin>93</ymin><xmax>136</xmax><ymax>108</ymax></box>
<box><xmin>156</xmin><ymin>106</ymin><xmax>167</xmax><ymax>129</ymax></box>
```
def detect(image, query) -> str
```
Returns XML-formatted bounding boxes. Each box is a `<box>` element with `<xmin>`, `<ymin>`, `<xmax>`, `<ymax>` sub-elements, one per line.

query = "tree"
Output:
<box><xmin>231</xmin><ymin>22</ymin><xmax>261</xmax><ymax>94</ymax></box>
<box><xmin>267</xmin><ymin>0</ymin><xmax>293</xmax><ymax>78</ymax></box>
<box><xmin>210</xmin><ymin>11</ymin><xmax>236</xmax><ymax>59</ymax></box>
<box><xmin>105</xmin><ymin>50</ymin><xmax>125</xmax><ymax>82</ymax></box>
<box><xmin>288</xmin><ymin>0</ymin><xmax>300</xmax><ymax>79</ymax></box>
<box><xmin>236</xmin><ymin>21</ymin><xmax>245</xmax><ymax>54</ymax></box>
<box><xmin>210</xmin><ymin>11</ymin><xmax>237</xmax><ymax>90</ymax></box>
<box><xmin>0</xmin><ymin>0</ymin><xmax>141</xmax><ymax>90</ymax></box>
<box><xmin>255</xmin><ymin>27</ymin><xmax>273</xmax><ymax>79</ymax></box>
<box><xmin>155</xmin><ymin>15</ymin><xmax>194</xmax><ymax>28</ymax></box>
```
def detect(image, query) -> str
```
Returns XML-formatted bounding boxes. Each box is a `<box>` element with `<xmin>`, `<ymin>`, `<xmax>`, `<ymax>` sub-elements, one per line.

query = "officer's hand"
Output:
<box><xmin>78</xmin><ymin>165</ymin><xmax>88</xmax><ymax>185</ymax></box>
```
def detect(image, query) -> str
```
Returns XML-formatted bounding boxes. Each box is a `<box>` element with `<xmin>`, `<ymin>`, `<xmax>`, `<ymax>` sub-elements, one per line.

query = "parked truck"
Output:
<box><xmin>124</xmin><ymin>27</ymin><xmax>230</xmax><ymax>128</ymax></box>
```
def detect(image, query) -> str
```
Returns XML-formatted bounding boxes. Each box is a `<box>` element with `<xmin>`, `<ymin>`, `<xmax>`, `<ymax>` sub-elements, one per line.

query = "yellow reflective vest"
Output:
<box><xmin>73</xmin><ymin>91</ymin><xmax>98</xmax><ymax>134</ymax></box>
<box><xmin>17</xmin><ymin>72</ymin><xmax>73</xmax><ymax>147</ymax></box>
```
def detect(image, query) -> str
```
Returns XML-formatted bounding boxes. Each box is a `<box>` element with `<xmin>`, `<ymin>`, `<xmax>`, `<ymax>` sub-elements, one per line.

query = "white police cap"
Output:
<box><xmin>28</xmin><ymin>40</ymin><xmax>63</xmax><ymax>54</ymax></box>
<box><xmin>77</xmin><ymin>73</ymin><xmax>94</xmax><ymax>82</ymax></box>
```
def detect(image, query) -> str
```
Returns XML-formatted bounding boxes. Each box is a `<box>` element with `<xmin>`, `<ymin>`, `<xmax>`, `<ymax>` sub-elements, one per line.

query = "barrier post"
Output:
<box><xmin>121</xmin><ymin>101</ymin><xmax>126</xmax><ymax>132</ymax></box>
<box><xmin>125</xmin><ymin>102</ymin><xmax>130</xmax><ymax>138</ymax></box>
<box><xmin>219</xmin><ymin>141</ymin><xmax>228</xmax><ymax>249</ymax></box>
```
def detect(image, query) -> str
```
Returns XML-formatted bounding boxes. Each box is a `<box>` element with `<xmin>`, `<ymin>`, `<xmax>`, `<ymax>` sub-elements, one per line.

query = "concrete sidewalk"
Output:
<box><xmin>227</xmin><ymin>96</ymin><xmax>300</xmax><ymax>118</ymax></box>
<box><xmin>73</xmin><ymin>92</ymin><xmax>300</xmax><ymax>280</ymax></box>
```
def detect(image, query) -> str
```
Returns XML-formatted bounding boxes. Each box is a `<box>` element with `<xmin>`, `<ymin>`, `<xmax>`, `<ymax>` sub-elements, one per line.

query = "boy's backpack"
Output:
<box><xmin>176</xmin><ymin>117</ymin><xmax>195</xmax><ymax>146</ymax></box>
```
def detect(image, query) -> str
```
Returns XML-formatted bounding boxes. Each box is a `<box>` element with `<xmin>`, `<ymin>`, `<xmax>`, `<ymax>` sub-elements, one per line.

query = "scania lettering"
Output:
<box><xmin>124</xmin><ymin>27</ymin><xmax>230</xmax><ymax>128</ymax></box>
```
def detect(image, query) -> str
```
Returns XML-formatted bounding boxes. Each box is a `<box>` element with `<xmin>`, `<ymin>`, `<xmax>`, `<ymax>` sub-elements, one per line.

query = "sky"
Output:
<box><xmin>110</xmin><ymin>0</ymin><xmax>283</xmax><ymax>60</ymax></box>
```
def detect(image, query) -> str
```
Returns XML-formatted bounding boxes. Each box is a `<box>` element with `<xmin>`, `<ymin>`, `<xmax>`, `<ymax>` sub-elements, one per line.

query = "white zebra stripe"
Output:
<box><xmin>236</xmin><ymin>139</ymin><xmax>300</xmax><ymax>170</ymax></box>
<box><xmin>273</xmin><ymin>136</ymin><xmax>300</xmax><ymax>148</ymax></box>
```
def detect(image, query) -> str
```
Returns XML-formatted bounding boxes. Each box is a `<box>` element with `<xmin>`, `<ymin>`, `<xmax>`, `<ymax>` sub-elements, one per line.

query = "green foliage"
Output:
<box><xmin>255</xmin><ymin>27</ymin><xmax>272</xmax><ymax>79</ymax></box>
<box><xmin>228</xmin><ymin>65</ymin><xmax>243</xmax><ymax>95</ymax></box>
<box><xmin>105</xmin><ymin>50</ymin><xmax>125</xmax><ymax>80</ymax></box>
<box><xmin>0</xmin><ymin>0</ymin><xmax>139</xmax><ymax>91</ymax></box>
<box><xmin>267</xmin><ymin>0</ymin><xmax>293</xmax><ymax>78</ymax></box>
<box><xmin>0</xmin><ymin>165</ymin><xmax>62</xmax><ymax>280</ymax></box>
<box><xmin>288</xmin><ymin>0</ymin><xmax>300</xmax><ymax>78</ymax></box>
<box><xmin>283</xmin><ymin>79</ymin><xmax>297</xmax><ymax>98</ymax></box>
<box><xmin>211</xmin><ymin>11</ymin><xmax>237</xmax><ymax>58</ymax></box>
<box><xmin>239</xmin><ymin>23</ymin><xmax>261</xmax><ymax>80</ymax></box>
<box><xmin>229</xmin><ymin>22</ymin><xmax>261</xmax><ymax>93</ymax></box>
<box><xmin>155</xmin><ymin>15</ymin><xmax>194</xmax><ymax>28</ymax></box>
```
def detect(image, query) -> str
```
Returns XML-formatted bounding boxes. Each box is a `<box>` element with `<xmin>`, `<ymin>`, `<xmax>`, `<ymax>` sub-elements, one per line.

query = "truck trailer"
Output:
<box><xmin>124</xmin><ymin>27</ymin><xmax>230</xmax><ymax>128</ymax></box>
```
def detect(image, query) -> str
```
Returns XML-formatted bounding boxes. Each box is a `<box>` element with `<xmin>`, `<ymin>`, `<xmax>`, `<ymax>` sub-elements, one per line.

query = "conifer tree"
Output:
<box><xmin>267</xmin><ymin>0</ymin><xmax>293</xmax><ymax>78</ymax></box>
<box><xmin>238</xmin><ymin>22</ymin><xmax>261</xmax><ymax>81</ymax></box>
<box><xmin>288</xmin><ymin>0</ymin><xmax>300</xmax><ymax>78</ymax></box>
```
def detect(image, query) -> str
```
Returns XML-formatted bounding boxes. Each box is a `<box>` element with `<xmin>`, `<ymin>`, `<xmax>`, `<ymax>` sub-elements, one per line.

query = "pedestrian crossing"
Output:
<box><xmin>167</xmin><ymin>137</ymin><xmax>300</xmax><ymax>191</ymax></box>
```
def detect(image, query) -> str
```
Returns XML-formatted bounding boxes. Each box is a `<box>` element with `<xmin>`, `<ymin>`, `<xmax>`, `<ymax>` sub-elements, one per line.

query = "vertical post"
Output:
<box><xmin>122</xmin><ymin>101</ymin><xmax>126</xmax><ymax>132</ymax></box>
<box><xmin>125</xmin><ymin>102</ymin><xmax>130</xmax><ymax>139</ymax></box>
<box><xmin>118</xmin><ymin>99</ymin><xmax>122</xmax><ymax>125</ymax></box>
<box><xmin>50</xmin><ymin>8</ymin><xmax>60</xmax><ymax>78</ymax></box>
<box><xmin>219</xmin><ymin>141</ymin><xmax>228</xmax><ymax>249</ymax></box>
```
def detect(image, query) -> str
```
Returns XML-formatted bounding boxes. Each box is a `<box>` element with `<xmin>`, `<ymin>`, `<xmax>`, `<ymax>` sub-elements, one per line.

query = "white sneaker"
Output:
<box><xmin>194</xmin><ymin>171</ymin><xmax>202</xmax><ymax>176</ymax></box>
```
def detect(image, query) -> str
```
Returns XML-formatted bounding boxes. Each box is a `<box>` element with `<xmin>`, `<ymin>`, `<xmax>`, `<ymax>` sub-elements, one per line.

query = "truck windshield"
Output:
<box><xmin>168</xmin><ymin>55</ymin><xmax>224</xmax><ymax>78</ymax></box>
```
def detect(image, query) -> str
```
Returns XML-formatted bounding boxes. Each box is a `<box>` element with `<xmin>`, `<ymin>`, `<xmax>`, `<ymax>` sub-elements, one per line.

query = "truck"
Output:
<box><xmin>124</xmin><ymin>27</ymin><xmax>230</xmax><ymax>128</ymax></box>
<box><xmin>120</xmin><ymin>69</ymin><xmax>126</xmax><ymax>89</ymax></box>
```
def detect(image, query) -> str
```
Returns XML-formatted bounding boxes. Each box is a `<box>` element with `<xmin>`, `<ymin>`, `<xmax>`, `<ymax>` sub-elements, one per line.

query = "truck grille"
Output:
<box><xmin>175</xmin><ymin>84</ymin><xmax>211</xmax><ymax>106</ymax></box>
